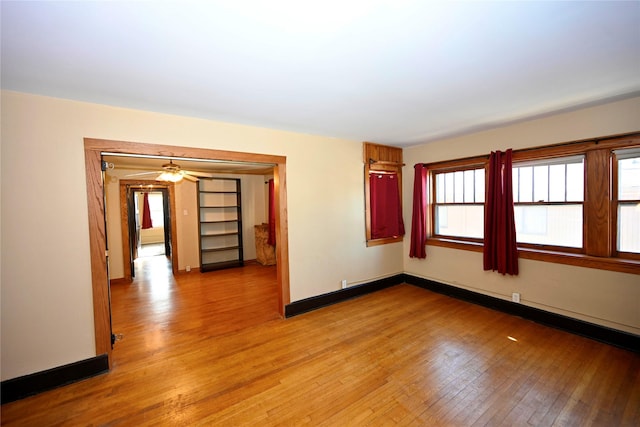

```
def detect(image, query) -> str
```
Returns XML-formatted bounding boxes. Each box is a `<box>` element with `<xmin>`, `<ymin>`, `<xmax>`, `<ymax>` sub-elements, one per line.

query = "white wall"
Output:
<box><xmin>403</xmin><ymin>96</ymin><xmax>640</xmax><ymax>335</ymax></box>
<box><xmin>0</xmin><ymin>91</ymin><xmax>404</xmax><ymax>380</ymax></box>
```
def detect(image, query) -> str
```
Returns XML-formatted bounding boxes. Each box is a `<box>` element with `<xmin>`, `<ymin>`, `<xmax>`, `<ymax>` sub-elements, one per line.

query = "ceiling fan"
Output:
<box><xmin>124</xmin><ymin>160</ymin><xmax>214</xmax><ymax>182</ymax></box>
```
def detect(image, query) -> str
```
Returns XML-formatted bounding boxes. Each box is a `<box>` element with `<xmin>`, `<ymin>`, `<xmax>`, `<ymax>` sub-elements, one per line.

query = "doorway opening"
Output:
<box><xmin>117</xmin><ymin>180</ymin><xmax>178</xmax><ymax>281</ymax></box>
<box><xmin>85</xmin><ymin>138</ymin><xmax>290</xmax><ymax>367</ymax></box>
<box><xmin>135</xmin><ymin>191</ymin><xmax>168</xmax><ymax>256</ymax></box>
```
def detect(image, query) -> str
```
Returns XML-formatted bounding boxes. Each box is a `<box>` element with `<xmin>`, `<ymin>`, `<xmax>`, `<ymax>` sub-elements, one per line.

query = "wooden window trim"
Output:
<box><xmin>424</xmin><ymin>132</ymin><xmax>640</xmax><ymax>275</ymax></box>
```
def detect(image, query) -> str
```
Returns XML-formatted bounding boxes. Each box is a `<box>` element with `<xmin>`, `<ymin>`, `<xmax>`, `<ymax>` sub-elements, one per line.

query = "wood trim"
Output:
<box><xmin>84</xmin><ymin>138</ymin><xmax>290</xmax><ymax>365</ymax></box>
<box><xmin>87</xmin><ymin>138</ymin><xmax>286</xmax><ymax>165</ymax></box>
<box><xmin>0</xmin><ymin>354</ymin><xmax>109</xmax><ymax>404</ymax></box>
<box><xmin>274</xmin><ymin>163</ymin><xmax>290</xmax><ymax>306</ymax></box>
<box><xmin>420</xmin><ymin>132</ymin><xmax>640</xmax><ymax>171</ymax></box>
<box><xmin>404</xmin><ymin>275</ymin><xmax>639</xmax><ymax>353</ymax></box>
<box><xmin>584</xmin><ymin>149</ymin><xmax>611</xmax><ymax>257</ymax></box>
<box><xmin>426</xmin><ymin>237</ymin><xmax>640</xmax><ymax>274</ymax></box>
<box><xmin>84</xmin><ymin>148</ymin><xmax>112</xmax><ymax>363</ymax></box>
<box><xmin>118</xmin><ymin>181</ymin><xmax>178</xmax><ymax>281</ymax></box>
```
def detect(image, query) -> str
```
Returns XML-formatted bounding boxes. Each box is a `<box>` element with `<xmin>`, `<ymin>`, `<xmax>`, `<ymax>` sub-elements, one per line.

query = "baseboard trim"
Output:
<box><xmin>1</xmin><ymin>354</ymin><xmax>109</xmax><ymax>404</ymax></box>
<box><xmin>285</xmin><ymin>274</ymin><xmax>406</xmax><ymax>317</ymax></box>
<box><xmin>404</xmin><ymin>274</ymin><xmax>639</xmax><ymax>353</ymax></box>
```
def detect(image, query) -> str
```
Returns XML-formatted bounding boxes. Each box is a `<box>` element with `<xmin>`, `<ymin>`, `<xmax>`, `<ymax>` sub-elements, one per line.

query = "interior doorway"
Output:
<box><xmin>85</xmin><ymin>138</ymin><xmax>290</xmax><ymax>366</ymax></box>
<box><xmin>118</xmin><ymin>180</ymin><xmax>178</xmax><ymax>281</ymax></box>
<box><xmin>129</xmin><ymin>189</ymin><xmax>171</xmax><ymax>275</ymax></box>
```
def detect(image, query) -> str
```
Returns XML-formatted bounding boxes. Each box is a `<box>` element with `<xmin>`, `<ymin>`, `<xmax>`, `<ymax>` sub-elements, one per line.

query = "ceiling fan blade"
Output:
<box><xmin>124</xmin><ymin>171</ymin><xmax>161</xmax><ymax>177</ymax></box>
<box><xmin>183</xmin><ymin>170</ymin><xmax>216</xmax><ymax>178</ymax></box>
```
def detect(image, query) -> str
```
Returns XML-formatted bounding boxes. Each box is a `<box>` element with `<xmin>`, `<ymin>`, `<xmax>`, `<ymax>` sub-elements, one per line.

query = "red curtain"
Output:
<box><xmin>141</xmin><ymin>192</ymin><xmax>153</xmax><ymax>230</ymax></box>
<box><xmin>409</xmin><ymin>164</ymin><xmax>427</xmax><ymax>258</ymax></box>
<box><xmin>267</xmin><ymin>179</ymin><xmax>276</xmax><ymax>246</ymax></box>
<box><xmin>370</xmin><ymin>172</ymin><xmax>405</xmax><ymax>239</ymax></box>
<box><xmin>483</xmin><ymin>150</ymin><xmax>518</xmax><ymax>275</ymax></box>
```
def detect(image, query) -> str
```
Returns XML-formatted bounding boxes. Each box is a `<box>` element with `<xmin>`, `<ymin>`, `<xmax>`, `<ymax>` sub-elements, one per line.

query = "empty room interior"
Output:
<box><xmin>1</xmin><ymin>1</ymin><xmax>639</xmax><ymax>425</ymax></box>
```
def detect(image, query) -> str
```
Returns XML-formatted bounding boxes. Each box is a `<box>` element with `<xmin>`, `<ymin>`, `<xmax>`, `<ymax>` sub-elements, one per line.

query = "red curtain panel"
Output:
<box><xmin>370</xmin><ymin>172</ymin><xmax>405</xmax><ymax>239</ymax></box>
<box><xmin>141</xmin><ymin>192</ymin><xmax>153</xmax><ymax>230</ymax></box>
<box><xmin>483</xmin><ymin>150</ymin><xmax>518</xmax><ymax>275</ymax></box>
<box><xmin>409</xmin><ymin>164</ymin><xmax>428</xmax><ymax>258</ymax></box>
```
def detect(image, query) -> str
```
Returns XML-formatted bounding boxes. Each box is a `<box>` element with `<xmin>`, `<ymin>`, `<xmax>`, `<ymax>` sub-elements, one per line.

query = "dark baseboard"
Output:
<box><xmin>403</xmin><ymin>274</ymin><xmax>639</xmax><ymax>353</ymax></box>
<box><xmin>285</xmin><ymin>274</ymin><xmax>406</xmax><ymax>317</ymax></box>
<box><xmin>1</xmin><ymin>354</ymin><xmax>109</xmax><ymax>404</ymax></box>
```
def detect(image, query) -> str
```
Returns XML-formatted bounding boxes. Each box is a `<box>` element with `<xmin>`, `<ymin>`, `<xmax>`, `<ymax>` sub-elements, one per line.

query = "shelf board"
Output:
<box><xmin>201</xmin><ymin>260</ymin><xmax>244</xmax><ymax>272</ymax></box>
<box><xmin>200</xmin><ymin>220</ymin><xmax>240</xmax><ymax>224</ymax></box>
<box><xmin>201</xmin><ymin>232</ymin><xmax>239</xmax><ymax>237</ymax></box>
<box><xmin>199</xmin><ymin>190</ymin><xmax>238</xmax><ymax>194</ymax></box>
<box><xmin>201</xmin><ymin>246</ymin><xmax>240</xmax><ymax>253</ymax></box>
<box><xmin>200</xmin><ymin>205</ymin><xmax>239</xmax><ymax>209</ymax></box>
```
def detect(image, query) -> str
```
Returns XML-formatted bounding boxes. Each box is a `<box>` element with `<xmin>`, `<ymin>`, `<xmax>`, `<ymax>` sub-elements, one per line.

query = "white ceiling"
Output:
<box><xmin>2</xmin><ymin>1</ymin><xmax>639</xmax><ymax>147</ymax></box>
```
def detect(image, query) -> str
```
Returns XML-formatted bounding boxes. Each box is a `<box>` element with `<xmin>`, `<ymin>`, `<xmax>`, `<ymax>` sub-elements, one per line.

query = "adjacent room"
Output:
<box><xmin>1</xmin><ymin>1</ymin><xmax>639</xmax><ymax>425</ymax></box>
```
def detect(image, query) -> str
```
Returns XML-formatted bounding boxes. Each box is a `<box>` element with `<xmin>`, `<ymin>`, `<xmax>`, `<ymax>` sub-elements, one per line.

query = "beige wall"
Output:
<box><xmin>0</xmin><ymin>91</ymin><xmax>403</xmax><ymax>380</ymax></box>
<box><xmin>403</xmin><ymin>96</ymin><xmax>640</xmax><ymax>335</ymax></box>
<box><xmin>104</xmin><ymin>168</ymin><xmax>267</xmax><ymax>278</ymax></box>
<box><xmin>2</xmin><ymin>89</ymin><xmax>636</xmax><ymax>382</ymax></box>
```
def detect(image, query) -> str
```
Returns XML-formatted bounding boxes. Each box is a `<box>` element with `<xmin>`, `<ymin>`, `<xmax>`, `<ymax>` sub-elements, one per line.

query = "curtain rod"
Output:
<box><xmin>369</xmin><ymin>159</ymin><xmax>405</xmax><ymax>166</ymax></box>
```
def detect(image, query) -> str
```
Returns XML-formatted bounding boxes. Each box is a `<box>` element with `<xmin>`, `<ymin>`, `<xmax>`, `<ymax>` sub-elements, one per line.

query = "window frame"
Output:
<box><xmin>424</xmin><ymin>132</ymin><xmax>640</xmax><ymax>275</ymax></box>
<box><xmin>612</xmin><ymin>149</ymin><xmax>640</xmax><ymax>261</ymax></box>
<box><xmin>431</xmin><ymin>164</ymin><xmax>486</xmax><ymax>244</ymax></box>
<box><xmin>512</xmin><ymin>156</ymin><xmax>585</xmax><ymax>253</ymax></box>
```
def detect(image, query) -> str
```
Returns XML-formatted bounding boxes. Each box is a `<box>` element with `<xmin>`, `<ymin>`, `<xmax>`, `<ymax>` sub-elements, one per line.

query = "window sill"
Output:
<box><xmin>426</xmin><ymin>237</ymin><xmax>640</xmax><ymax>275</ymax></box>
<box><xmin>367</xmin><ymin>236</ymin><xmax>404</xmax><ymax>247</ymax></box>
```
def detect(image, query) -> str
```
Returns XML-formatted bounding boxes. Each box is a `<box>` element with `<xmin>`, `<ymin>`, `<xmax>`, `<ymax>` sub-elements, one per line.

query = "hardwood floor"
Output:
<box><xmin>2</xmin><ymin>259</ymin><xmax>639</xmax><ymax>426</ymax></box>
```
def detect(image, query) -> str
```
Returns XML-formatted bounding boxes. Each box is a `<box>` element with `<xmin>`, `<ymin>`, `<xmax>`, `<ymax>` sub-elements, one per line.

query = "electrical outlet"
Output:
<box><xmin>186</xmin><ymin>265</ymin><xmax>191</xmax><ymax>272</ymax></box>
<box><xmin>341</xmin><ymin>279</ymin><xmax>347</xmax><ymax>289</ymax></box>
<box><xmin>512</xmin><ymin>292</ymin><xmax>520</xmax><ymax>303</ymax></box>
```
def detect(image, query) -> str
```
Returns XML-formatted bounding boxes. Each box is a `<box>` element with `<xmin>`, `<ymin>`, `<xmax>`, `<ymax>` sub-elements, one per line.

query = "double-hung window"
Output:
<box><xmin>433</xmin><ymin>167</ymin><xmax>485</xmax><ymax>240</ymax></box>
<box><xmin>424</xmin><ymin>132</ymin><xmax>640</xmax><ymax>274</ymax></box>
<box><xmin>614</xmin><ymin>148</ymin><xmax>640</xmax><ymax>258</ymax></box>
<box><xmin>512</xmin><ymin>156</ymin><xmax>584</xmax><ymax>251</ymax></box>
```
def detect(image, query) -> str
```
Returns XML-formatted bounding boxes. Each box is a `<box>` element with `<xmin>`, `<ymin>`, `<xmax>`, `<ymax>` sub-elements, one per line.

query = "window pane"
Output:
<box><xmin>618</xmin><ymin>202</ymin><xmax>640</xmax><ymax>253</ymax></box>
<box><xmin>475</xmin><ymin>169</ymin><xmax>485</xmax><ymax>203</ymax></box>
<box><xmin>514</xmin><ymin>204</ymin><xmax>582</xmax><ymax>247</ymax></box>
<box><xmin>435</xmin><ymin>205</ymin><xmax>484</xmax><ymax>239</ymax></box>
<box><xmin>533</xmin><ymin>165</ymin><xmax>549</xmax><ymax>202</ymax></box>
<box><xmin>464</xmin><ymin>170</ymin><xmax>475</xmax><ymax>202</ymax></box>
<box><xmin>549</xmin><ymin>164</ymin><xmax>566</xmax><ymax>202</ymax></box>
<box><xmin>518</xmin><ymin>167</ymin><xmax>533</xmax><ymax>202</ymax></box>
<box><xmin>445</xmin><ymin>172</ymin><xmax>454</xmax><ymax>203</ymax></box>
<box><xmin>454</xmin><ymin>171</ymin><xmax>464</xmax><ymax>203</ymax></box>
<box><xmin>436</xmin><ymin>173</ymin><xmax>445</xmax><ymax>203</ymax></box>
<box><xmin>566</xmin><ymin>162</ymin><xmax>584</xmax><ymax>202</ymax></box>
<box><xmin>619</xmin><ymin>156</ymin><xmax>640</xmax><ymax>200</ymax></box>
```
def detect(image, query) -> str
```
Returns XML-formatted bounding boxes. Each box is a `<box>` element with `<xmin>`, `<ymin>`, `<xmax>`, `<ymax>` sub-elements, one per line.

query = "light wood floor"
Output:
<box><xmin>2</xmin><ymin>257</ymin><xmax>639</xmax><ymax>426</ymax></box>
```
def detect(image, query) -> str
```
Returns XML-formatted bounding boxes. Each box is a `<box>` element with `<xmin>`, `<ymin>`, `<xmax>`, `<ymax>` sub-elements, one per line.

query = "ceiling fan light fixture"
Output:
<box><xmin>157</xmin><ymin>171</ymin><xmax>184</xmax><ymax>182</ymax></box>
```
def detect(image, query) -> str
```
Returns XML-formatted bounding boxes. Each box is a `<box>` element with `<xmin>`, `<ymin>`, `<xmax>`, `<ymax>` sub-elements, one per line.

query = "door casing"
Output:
<box><xmin>120</xmin><ymin>183</ymin><xmax>178</xmax><ymax>280</ymax></box>
<box><xmin>84</xmin><ymin>138</ymin><xmax>290</xmax><ymax>367</ymax></box>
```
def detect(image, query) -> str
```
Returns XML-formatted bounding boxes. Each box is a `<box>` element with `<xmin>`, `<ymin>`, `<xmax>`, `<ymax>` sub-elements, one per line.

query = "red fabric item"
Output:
<box><xmin>370</xmin><ymin>172</ymin><xmax>405</xmax><ymax>239</ymax></box>
<box><xmin>483</xmin><ymin>150</ymin><xmax>518</xmax><ymax>275</ymax></box>
<box><xmin>141</xmin><ymin>192</ymin><xmax>153</xmax><ymax>230</ymax></box>
<box><xmin>267</xmin><ymin>179</ymin><xmax>276</xmax><ymax>246</ymax></box>
<box><xmin>409</xmin><ymin>164</ymin><xmax>428</xmax><ymax>258</ymax></box>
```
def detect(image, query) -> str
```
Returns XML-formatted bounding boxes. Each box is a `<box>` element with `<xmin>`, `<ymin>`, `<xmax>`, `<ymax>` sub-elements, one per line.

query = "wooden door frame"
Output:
<box><xmin>84</xmin><ymin>138</ymin><xmax>290</xmax><ymax>366</ymax></box>
<box><xmin>119</xmin><ymin>182</ymin><xmax>178</xmax><ymax>281</ymax></box>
